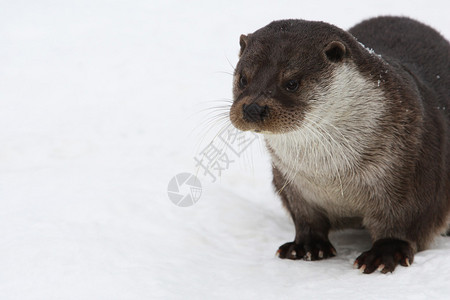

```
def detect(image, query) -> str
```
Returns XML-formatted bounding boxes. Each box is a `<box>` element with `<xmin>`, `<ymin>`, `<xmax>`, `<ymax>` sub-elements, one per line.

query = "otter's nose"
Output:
<box><xmin>242</xmin><ymin>103</ymin><xmax>269</xmax><ymax>122</ymax></box>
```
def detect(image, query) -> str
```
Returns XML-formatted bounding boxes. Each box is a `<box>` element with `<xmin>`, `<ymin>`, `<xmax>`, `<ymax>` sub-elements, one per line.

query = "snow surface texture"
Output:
<box><xmin>1</xmin><ymin>1</ymin><xmax>450</xmax><ymax>299</ymax></box>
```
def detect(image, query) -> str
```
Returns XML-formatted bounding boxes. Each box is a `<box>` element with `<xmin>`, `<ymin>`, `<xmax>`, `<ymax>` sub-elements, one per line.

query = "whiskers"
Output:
<box><xmin>273</xmin><ymin>112</ymin><xmax>358</xmax><ymax>197</ymax></box>
<box><xmin>191</xmin><ymin>99</ymin><xmax>233</xmax><ymax>152</ymax></box>
<box><xmin>191</xmin><ymin>97</ymin><xmax>266</xmax><ymax>182</ymax></box>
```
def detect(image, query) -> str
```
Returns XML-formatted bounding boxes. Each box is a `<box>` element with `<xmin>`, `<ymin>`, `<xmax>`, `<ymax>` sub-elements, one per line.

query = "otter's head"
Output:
<box><xmin>230</xmin><ymin>20</ymin><xmax>352</xmax><ymax>134</ymax></box>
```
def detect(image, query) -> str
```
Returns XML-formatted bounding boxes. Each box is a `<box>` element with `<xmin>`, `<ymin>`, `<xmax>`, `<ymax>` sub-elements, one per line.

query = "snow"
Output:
<box><xmin>1</xmin><ymin>0</ymin><xmax>450</xmax><ymax>299</ymax></box>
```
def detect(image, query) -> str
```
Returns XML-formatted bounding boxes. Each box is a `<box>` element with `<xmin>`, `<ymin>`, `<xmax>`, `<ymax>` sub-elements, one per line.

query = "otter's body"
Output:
<box><xmin>229</xmin><ymin>17</ymin><xmax>450</xmax><ymax>273</ymax></box>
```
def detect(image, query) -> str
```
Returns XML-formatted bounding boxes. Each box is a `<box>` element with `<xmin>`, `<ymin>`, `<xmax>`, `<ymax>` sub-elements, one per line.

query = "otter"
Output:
<box><xmin>229</xmin><ymin>16</ymin><xmax>450</xmax><ymax>274</ymax></box>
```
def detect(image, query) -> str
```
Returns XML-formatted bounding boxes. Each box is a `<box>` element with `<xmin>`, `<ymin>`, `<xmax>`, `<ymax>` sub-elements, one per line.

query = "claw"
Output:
<box><xmin>331</xmin><ymin>248</ymin><xmax>337</xmax><ymax>256</ymax></box>
<box><xmin>359</xmin><ymin>264</ymin><xmax>366</xmax><ymax>273</ymax></box>
<box><xmin>305</xmin><ymin>252</ymin><xmax>312</xmax><ymax>261</ymax></box>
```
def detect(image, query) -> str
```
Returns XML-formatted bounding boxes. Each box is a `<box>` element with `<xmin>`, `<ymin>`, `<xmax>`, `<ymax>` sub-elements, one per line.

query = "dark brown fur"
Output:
<box><xmin>229</xmin><ymin>17</ymin><xmax>450</xmax><ymax>273</ymax></box>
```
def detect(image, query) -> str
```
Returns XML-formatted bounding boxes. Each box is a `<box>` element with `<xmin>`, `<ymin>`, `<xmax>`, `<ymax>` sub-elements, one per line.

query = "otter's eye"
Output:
<box><xmin>239</xmin><ymin>74</ymin><xmax>248</xmax><ymax>89</ymax></box>
<box><xmin>285</xmin><ymin>79</ymin><xmax>299</xmax><ymax>92</ymax></box>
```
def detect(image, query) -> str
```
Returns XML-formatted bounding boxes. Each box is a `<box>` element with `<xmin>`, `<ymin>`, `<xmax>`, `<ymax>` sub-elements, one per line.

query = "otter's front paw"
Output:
<box><xmin>276</xmin><ymin>239</ymin><xmax>337</xmax><ymax>261</ymax></box>
<box><xmin>354</xmin><ymin>238</ymin><xmax>414</xmax><ymax>274</ymax></box>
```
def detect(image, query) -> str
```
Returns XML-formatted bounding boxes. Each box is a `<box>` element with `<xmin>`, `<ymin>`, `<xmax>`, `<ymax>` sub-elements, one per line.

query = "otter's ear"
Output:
<box><xmin>239</xmin><ymin>34</ymin><xmax>248</xmax><ymax>57</ymax></box>
<box><xmin>324</xmin><ymin>41</ymin><xmax>346</xmax><ymax>62</ymax></box>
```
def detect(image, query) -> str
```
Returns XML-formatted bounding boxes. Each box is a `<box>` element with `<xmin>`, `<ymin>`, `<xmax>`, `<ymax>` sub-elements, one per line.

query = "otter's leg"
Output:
<box><xmin>354</xmin><ymin>206</ymin><xmax>424</xmax><ymax>274</ymax></box>
<box><xmin>272</xmin><ymin>166</ymin><xmax>336</xmax><ymax>261</ymax></box>
<box><xmin>355</xmin><ymin>178</ymin><xmax>449</xmax><ymax>273</ymax></box>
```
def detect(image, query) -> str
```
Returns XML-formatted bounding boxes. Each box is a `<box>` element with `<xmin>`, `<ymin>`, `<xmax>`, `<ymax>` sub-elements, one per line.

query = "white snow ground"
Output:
<box><xmin>1</xmin><ymin>1</ymin><xmax>450</xmax><ymax>299</ymax></box>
